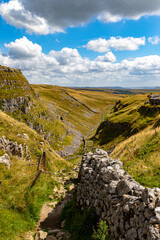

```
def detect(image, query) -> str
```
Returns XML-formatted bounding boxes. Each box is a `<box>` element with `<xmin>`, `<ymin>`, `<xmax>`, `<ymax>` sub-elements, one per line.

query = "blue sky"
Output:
<box><xmin>0</xmin><ymin>0</ymin><xmax>160</xmax><ymax>87</ymax></box>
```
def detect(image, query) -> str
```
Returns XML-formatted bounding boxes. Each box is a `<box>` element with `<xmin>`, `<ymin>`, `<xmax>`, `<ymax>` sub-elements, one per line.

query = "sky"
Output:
<box><xmin>0</xmin><ymin>0</ymin><xmax>160</xmax><ymax>87</ymax></box>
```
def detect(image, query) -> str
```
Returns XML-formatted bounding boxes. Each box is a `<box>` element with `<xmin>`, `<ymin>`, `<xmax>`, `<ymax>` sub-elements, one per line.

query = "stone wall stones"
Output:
<box><xmin>77</xmin><ymin>149</ymin><xmax>160</xmax><ymax>240</ymax></box>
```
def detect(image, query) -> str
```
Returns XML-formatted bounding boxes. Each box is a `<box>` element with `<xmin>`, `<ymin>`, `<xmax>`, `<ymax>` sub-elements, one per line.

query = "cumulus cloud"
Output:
<box><xmin>148</xmin><ymin>36</ymin><xmax>160</xmax><ymax>45</ymax></box>
<box><xmin>1</xmin><ymin>37</ymin><xmax>160</xmax><ymax>87</ymax></box>
<box><xmin>5</xmin><ymin>36</ymin><xmax>42</xmax><ymax>59</ymax></box>
<box><xmin>95</xmin><ymin>52</ymin><xmax>116</xmax><ymax>62</ymax></box>
<box><xmin>86</xmin><ymin>37</ymin><xmax>145</xmax><ymax>52</ymax></box>
<box><xmin>0</xmin><ymin>0</ymin><xmax>160</xmax><ymax>34</ymax></box>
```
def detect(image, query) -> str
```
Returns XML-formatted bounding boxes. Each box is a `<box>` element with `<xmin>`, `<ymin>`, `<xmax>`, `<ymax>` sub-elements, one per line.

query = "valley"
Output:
<box><xmin>0</xmin><ymin>65</ymin><xmax>160</xmax><ymax>239</ymax></box>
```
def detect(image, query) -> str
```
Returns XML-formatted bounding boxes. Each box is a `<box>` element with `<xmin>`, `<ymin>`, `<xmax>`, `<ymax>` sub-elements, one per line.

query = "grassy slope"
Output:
<box><xmin>111</xmin><ymin>126</ymin><xmax>160</xmax><ymax>188</ymax></box>
<box><xmin>0</xmin><ymin>110</ymin><xmax>69</xmax><ymax>240</ymax></box>
<box><xmin>0</xmin><ymin>65</ymin><xmax>35</xmax><ymax>99</ymax></box>
<box><xmin>0</xmin><ymin>66</ymin><xmax>123</xmax><ymax>239</ymax></box>
<box><xmin>0</xmin><ymin>68</ymin><xmax>74</xmax><ymax>151</ymax></box>
<box><xmin>32</xmin><ymin>85</ymin><xmax>122</xmax><ymax>136</ymax></box>
<box><xmin>0</xmin><ymin>67</ymin><xmax>121</xmax><ymax>153</ymax></box>
<box><xmin>3</xmin><ymin>65</ymin><xmax>160</xmax><ymax>237</ymax></box>
<box><xmin>91</xmin><ymin>93</ymin><xmax>160</xmax><ymax>188</ymax></box>
<box><xmin>93</xmin><ymin>94</ymin><xmax>160</xmax><ymax>148</ymax></box>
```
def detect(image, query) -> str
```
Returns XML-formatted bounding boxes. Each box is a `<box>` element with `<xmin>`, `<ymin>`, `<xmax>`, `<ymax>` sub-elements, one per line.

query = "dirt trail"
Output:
<box><xmin>26</xmin><ymin>166</ymin><xmax>79</xmax><ymax>240</ymax></box>
<box><xmin>83</xmin><ymin>106</ymin><xmax>112</xmax><ymax>154</ymax></box>
<box><xmin>23</xmin><ymin>107</ymin><xmax>112</xmax><ymax>240</ymax></box>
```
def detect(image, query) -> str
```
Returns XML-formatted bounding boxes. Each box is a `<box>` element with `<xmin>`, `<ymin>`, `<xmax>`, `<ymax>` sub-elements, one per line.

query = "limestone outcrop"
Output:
<box><xmin>77</xmin><ymin>149</ymin><xmax>160</xmax><ymax>240</ymax></box>
<box><xmin>0</xmin><ymin>154</ymin><xmax>10</xmax><ymax>169</ymax></box>
<box><xmin>0</xmin><ymin>136</ymin><xmax>23</xmax><ymax>158</ymax></box>
<box><xmin>149</xmin><ymin>95</ymin><xmax>160</xmax><ymax>105</ymax></box>
<box><xmin>2</xmin><ymin>96</ymin><xmax>32</xmax><ymax>114</ymax></box>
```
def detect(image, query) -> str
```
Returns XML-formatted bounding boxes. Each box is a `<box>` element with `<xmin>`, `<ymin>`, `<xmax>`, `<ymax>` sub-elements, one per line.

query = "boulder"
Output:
<box><xmin>149</xmin><ymin>94</ymin><xmax>160</xmax><ymax>105</ymax></box>
<box><xmin>0</xmin><ymin>154</ymin><xmax>10</xmax><ymax>169</ymax></box>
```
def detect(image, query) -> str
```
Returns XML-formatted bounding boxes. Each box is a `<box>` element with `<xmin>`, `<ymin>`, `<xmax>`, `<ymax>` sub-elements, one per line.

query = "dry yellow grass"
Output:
<box><xmin>111</xmin><ymin>126</ymin><xmax>160</xmax><ymax>187</ymax></box>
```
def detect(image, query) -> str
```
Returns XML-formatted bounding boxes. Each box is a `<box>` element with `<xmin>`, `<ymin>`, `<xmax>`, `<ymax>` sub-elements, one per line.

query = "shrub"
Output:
<box><xmin>92</xmin><ymin>221</ymin><xmax>110</xmax><ymax>240</ymax></box>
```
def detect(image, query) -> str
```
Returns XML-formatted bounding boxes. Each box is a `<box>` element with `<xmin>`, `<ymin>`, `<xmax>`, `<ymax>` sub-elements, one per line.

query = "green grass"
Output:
<box><xmin>0</xmin><ymin>110</ymin><xmax>70</xmax><ymax>240</ymax></box>
<box><xmin>60</xmin><ymin>192</ymin><xmax>98</xmax><ymax>240</ymax></box>
<box><xmin>0</xmin><ymin>66</ymin><xmax>35</xmax><ymax>99</ymax></box>
<box><xmin>93</xmin><ymin>94</ymin><xmax>160</xmax><ymax>150</ymax></box>
<box><xmin>32</xmin><ymin>85</ymin><xmax>122</xmax><ymax>136</ymax></box>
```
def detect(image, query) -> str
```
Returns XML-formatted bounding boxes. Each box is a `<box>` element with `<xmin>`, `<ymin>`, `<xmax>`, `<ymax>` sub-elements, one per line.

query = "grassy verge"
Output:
<box><xmin>60</xmin><ymin>192</ymin><xmax>98</xmax><ymax>240</ymax></box>
<box><xmin>0</xmin><ymin>172</ymin><xmax>59</xmax><ymax>240</ymax></box>
<box><xmin>111</xmin><ymin>126</ymin><xmax>160</xmax><ymax>188</ymax></box>
<box><xmin>0</xmin><ymin>111</ymin><xmax>70</xmax><ymax>239</ymax></box>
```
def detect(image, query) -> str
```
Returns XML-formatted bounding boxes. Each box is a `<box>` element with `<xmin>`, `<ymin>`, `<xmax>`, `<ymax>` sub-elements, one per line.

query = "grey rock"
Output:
<box><xmin>125</xmin><ymin>228</ymin><xmax>137</xmax><ymax>240</ymax></box>
<box><xmin>0</xmin><ymin>154</ymin><xmax>10</xmax><ymax>169</ymax></box>
<box><xmin>117</xmin><ymin>180</ymin><xmax>135</xmax><ymax>196</ymax></box>
<box><xmin>77</xmin><ymin>149</ymin><xmax>160</xmax><ymax>240</ymax></box>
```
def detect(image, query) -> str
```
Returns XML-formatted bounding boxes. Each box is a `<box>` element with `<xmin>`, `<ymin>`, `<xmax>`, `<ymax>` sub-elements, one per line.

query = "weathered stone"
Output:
<box><xmin>2</xmin><ymin>96</ymin><xmax>32</xmax><ymax>114</ymax></box>
<box><xmin>0</xmin><ymin>153</ymin><xmax>10</xmax><ymax>169</ymax></box>
<box><xmin>36</xmin><ymin>230</ymin><xmax>47</xmax><ymax>240</ymax></box>
<box><xmin>125</xmin><ymin>228</ymin><xmax>137</xmax><ymax>240</ymax></box>
<box><xmin>108</xmin><ymin>181</ymin><xmax>118</xmax><ymax>194</ymax></box>
<box><xmin>46</xmin><ymin>236</ymin><xmax>57</xmax><ymax>240</ymax></box>
<box><xmin>0</xmin><ymin>136</ymin><xmax>24</xmax><ymax>158</ymax></box>
<box><xmin>149</xmin><ymin>94</ymin><xmax>160</xmax><ymax>105</ymax></box>
<box><xmin>117</xmin><ymin>180</ymin><xmax>135</xmax><ymax>196</ymax></box>
<box><xmin>77</xmin><ymin>149</ymin><xmax>160</xmax><ymax>240</ymax></box>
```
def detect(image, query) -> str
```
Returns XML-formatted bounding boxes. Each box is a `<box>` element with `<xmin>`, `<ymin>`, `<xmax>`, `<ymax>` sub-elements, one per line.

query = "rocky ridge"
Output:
<box><xmin>77</xmin><ymin>149</ymin><xmax>160</xmax><ymax>240</ymax></box>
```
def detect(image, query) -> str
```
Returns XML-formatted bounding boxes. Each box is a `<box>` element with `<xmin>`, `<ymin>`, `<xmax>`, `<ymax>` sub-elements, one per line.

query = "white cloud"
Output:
<box><xmin>1</xmin><ymin>37</ymin><xmax>160</xmax><ymax>87</ymax></box>
<box><xmin>0</xmin><ymin>0</ymin><xmax>63</xmax><ymax>34</ymax></box>
<box><xmin>148</xmin><ymin>36</ymin><xmax>160</xmax><ymax>45</ymax></box>
<box><xmin>86</xmin><ymin>37</ymin><xmax>145</xmax><ymax>52</ymax></box>
<box><xmin>0</xmin><ymin>0</ymin><xmax>160</xmax><ymax>34</ymax></box>
<box><xmin>5</xmin><ymin>36</ymin><xmax>42</xmax><ymax>59</ymax></box>
<box><xmin>95</xmin><ymin>52</ymin><xmax>116</xmax><ymax>62</ymax></box>
<box><xmin>121</xmin><ymin>55</ymin><xmax>160</xmax><ymax>75</ymax></box>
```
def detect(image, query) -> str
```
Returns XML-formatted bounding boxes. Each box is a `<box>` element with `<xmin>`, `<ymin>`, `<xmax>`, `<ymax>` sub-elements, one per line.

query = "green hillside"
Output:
<box><xmin>0</xmin><ymin>65</ymin><xmax>35</xmax><ymax>99</ymax></box>
<box><xmin>111</xmin><ymin>125</ymin><xmax>160</xmax><ymax>188</ymax></box>
<box><xmin>93</xmin><ymin>94</ymin><xmax>160</xmax><ymax>147</ymax></box>
<box><xmin>91</xmin><ymin>93</ymin><xmax>160</xmax><ymax>188</ymax></box>
<box><xmin>0</xmin><ymin>65</ymin><xmax>122</xmax><ymax>239</ymax></box>
<box><xmin>0</xmin><ymin>66</ymin><xmax>121</xmax><ymax>155</ymax></box>
<box><xmin>0</xmin><ymin>110</ymin><xmax>69</xmax><ymax>240</ymax></box>
<box><xmin>1</xmin><ymin>65</ymin><xmax>160</xmax><ymax>239</ymax></box>
<box><xmin>32</xmin><ymin>85</ymin><xmax>122</xmax><ymax>135</ymax></box>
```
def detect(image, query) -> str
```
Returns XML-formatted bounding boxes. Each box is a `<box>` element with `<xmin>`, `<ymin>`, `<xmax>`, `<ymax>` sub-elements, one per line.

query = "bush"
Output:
<box><xmin>92</xmin><ymin>221</ymin><xmax>110</xmax><ymax>240</ymax></box>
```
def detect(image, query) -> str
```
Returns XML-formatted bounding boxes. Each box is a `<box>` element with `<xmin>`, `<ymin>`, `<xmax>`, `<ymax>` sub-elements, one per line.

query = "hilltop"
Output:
<box><xmin>0</xmin><ymin>65</ymin><xmax>35</xmax><ymax>99</ymax></box>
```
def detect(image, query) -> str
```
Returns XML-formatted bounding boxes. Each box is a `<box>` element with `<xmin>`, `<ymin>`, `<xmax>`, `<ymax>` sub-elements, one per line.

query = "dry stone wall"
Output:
<box><xmin>77</xmin><ymin>149</ymin><xmax>160</xmax><ymax>240</ymax></box>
